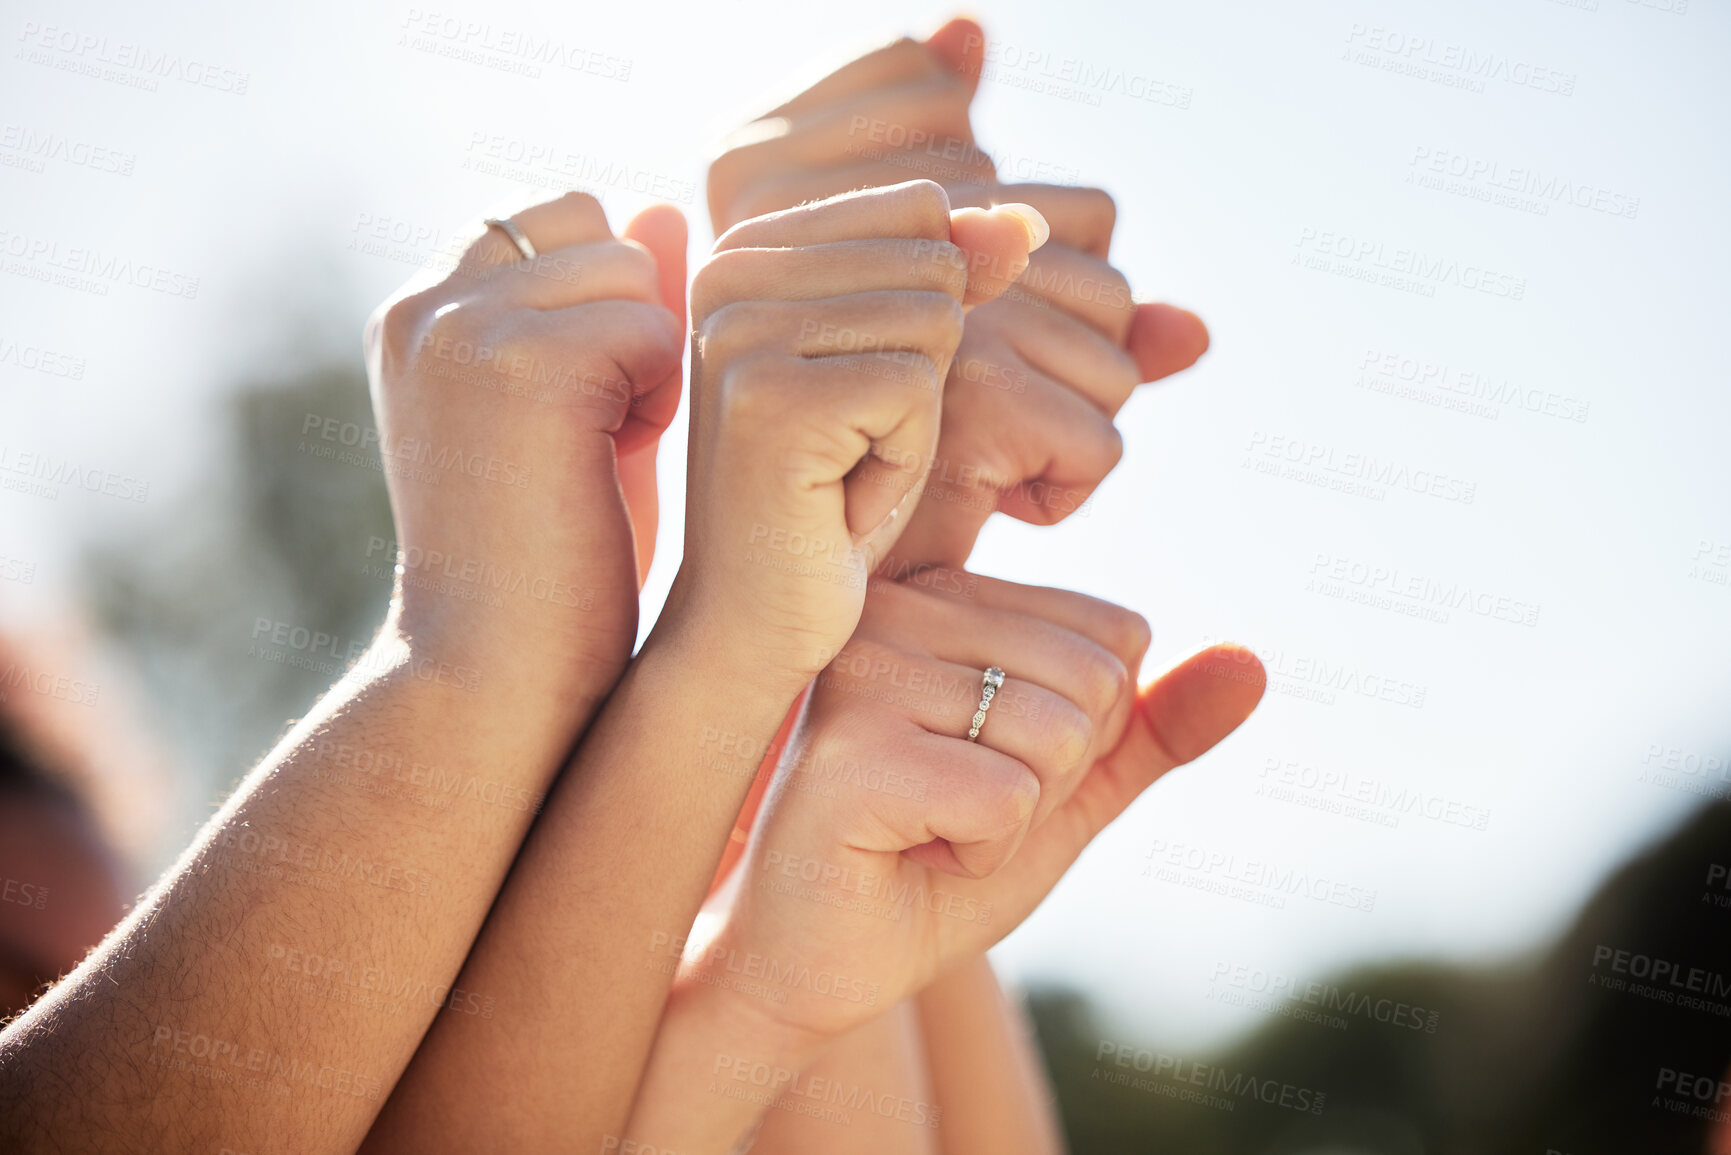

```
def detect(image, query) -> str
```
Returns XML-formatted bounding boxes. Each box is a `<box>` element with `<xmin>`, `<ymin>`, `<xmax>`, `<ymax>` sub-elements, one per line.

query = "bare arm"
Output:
<box><xmin>0</xmin><ymin>191</ymin><xmax>688</xmax><ymax>1155</ymax></box>
<box><xmin>361</xmin><ymin>183</ymin><xmax>1040</xmax><ymax>1154</ymax></box>
<box><xmin>918</xmin><ymin>955</ymin><xmax>1066</xmax><ymax>1155</ymax></box>
<box><xmin>0</xmin><ymin>628</ymin><xmax>594</xmax><ymax>1154</ymax></box>
<box><xmin>748</xmin><ymin>958</ymin><xmax>1063</xmax><ymax>1155</ymax></box>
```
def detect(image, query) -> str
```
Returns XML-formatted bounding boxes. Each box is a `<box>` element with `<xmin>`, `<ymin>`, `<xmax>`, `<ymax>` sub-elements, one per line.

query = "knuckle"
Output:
<box><xmin>555</xmin><ymin>189</ymin><xmax>604</xmax><ymax>215</ymax></box>
<box><xmin>921</xmin><ymin>290</ymin><xmax>967</xmax><ymax>351</ymax></box>
<box><xmin>1038</xmin><ymin>694</ymin><xmax>1094</xmax><ymax>773</ymax></box>
<box><xmin>921</xmin><ymin>240</ymin><xmax>969</xmax><ymax>298</ymax></box>
<box><xmin>695</xmin><ymin>297</ymin><xmax>771</xmax><ymax>361</ymax></box>
<box><xmin>886</xmin><ymin>179</ymin><xmax>952</xmax><ymax>239</ymax></box>
<box><xmin>690</xmin><ymin>250</ymin><xmax>754</xmax><ymax>325</ymax></box>
<box><xmin>1111</xmin><ymin>608</ymin><xmax>1153</xmax><ymax>668</ymax></box>
<box><xmin>1073</xmin><ymin>641</ymin><xmax>1132</xmax><ymax>724</ymax></box>
<box><xmin>717</xmin><ymin>353</ymin><xmax>792</xmax><ymax>424</ymax></box>
<box><xmin>1079</xmin><ymin>186</ymin><xmax>1118</xmax><ymax>236</ymax></box>
<box><xmin>982</xmin><ymin>765</ymin><xmax>1040</xmax><ymax>844</ymax></box>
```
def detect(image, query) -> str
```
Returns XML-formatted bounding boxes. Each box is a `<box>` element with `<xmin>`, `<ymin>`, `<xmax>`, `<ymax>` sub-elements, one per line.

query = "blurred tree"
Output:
<box><xmin>1031</xmin><ymin>800</ymin><xmax>1731</xmax><ymax>1155</ymax></box>
<box><xmin>79</xmin><ymin>363</ymin><xmax>394</xmax><ymax>850</ymax></box>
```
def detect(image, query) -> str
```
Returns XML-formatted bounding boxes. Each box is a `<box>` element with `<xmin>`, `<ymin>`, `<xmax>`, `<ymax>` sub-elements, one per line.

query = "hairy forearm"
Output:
<box><xmin>0</xmin><ymin>620</ymin><xmax>601</xmax><ymax>1154</ymax></box>
<box><xmin>361</xmin><ymin>613</ymin><xmax>806</xmax><ymax>1153</ymax></box>
<box><xmin>918</xmin><ymin>955</ymin><xmax>1066</xmax><ymax>1155</ymax></box>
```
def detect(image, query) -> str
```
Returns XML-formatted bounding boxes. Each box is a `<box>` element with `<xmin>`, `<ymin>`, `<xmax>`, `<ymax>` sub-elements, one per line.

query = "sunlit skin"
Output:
<box><xmin>362</xmin><ymin>180</ymin><xmax>1052</xmax><ymax>1154</ymax></box>
<box><xmin>699</xmin><ymin>18</ymin><xmax>1228</xmax><ymax>1152</ymax></box>
<box><xmin>0</xmin><ymin>192</ymin><xmax>690</xmax><ymax>1154</ymax></box>
<box><xmin>0</xmin><ymin>20</ymin><xmax>1251</xmax><ymax>1153</ymax></box>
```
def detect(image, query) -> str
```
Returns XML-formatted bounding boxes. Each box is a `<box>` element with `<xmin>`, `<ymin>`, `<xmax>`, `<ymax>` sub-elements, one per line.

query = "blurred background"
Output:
<box><xmin>2</xmin><ymin>0</ymin><xmax>1728</xmax><ymax>1150</ymax></box>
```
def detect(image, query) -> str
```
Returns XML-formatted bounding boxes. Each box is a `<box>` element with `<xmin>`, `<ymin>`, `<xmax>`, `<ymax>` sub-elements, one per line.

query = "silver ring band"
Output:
<box><xmin>966</xmin><ymin>667</ymin><xmax>1006</xmax><ymax>742</ymax></box>
<box><xmin>483</xmin><ymin>217</ymin><xmax>537</xmax><ymax>260</ymax></box>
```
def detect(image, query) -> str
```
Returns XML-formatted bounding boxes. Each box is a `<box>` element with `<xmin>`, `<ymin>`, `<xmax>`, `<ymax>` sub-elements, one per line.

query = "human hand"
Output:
<box><xmin>626</xmin><ymin>574</ymin><xmax>1262</xmax><ymax>1150</ymax></box>
<box><xmin>706</xmin><ymin>19</ymin><xmax>992</xmax><ymax>233</ymax></box>
<box><xmin>655</xmin><ymin>180</ymin><xmax>1046</xmax><ymax>690</ymax></box>
<box><xmin>365</xmin><ymin>192</ymin><xmax>686</xmax><ymax>705</ymax></box>
<box><xmin>888</xmin><ymin>183</ymin><xmax>1213</xmax><ymax>568</ymax></box>
<box><xmin>708</xmin><ymin>20</ymin><xmax>1212</xmax><ymax>569</ymax></box>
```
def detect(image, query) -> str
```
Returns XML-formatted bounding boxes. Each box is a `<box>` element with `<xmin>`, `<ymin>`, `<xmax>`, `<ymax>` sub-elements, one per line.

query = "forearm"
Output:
<box><xmin>0</xmin><ymin>620</ymin><xmax>596</xmax><ymax>1154</ymax></box>
<box><xmin>749</xmin><ymin>1000</ymin><xmax>939</xmax><ymax>1155</ymax></box>
<box><xmin>362</xmin><ymin>612</ymin><xmax>807</xmax><ymax>1153</ymax></box>
<box><xmin>918</xmin><ymin>955</ymin><xmax>1066</xmax><ymax>1155</ymax></box>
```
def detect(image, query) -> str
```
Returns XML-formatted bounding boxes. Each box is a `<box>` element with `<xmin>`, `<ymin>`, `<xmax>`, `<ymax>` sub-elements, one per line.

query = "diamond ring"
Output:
<box><xmin>967</xmin><ymin>667</ymin><xmax>1006</xmax><ymax>742</ymax></box>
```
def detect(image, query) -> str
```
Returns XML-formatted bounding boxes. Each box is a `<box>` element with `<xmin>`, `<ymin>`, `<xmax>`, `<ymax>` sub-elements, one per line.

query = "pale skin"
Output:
<box><xmin>359</xmin><ymin>181</ymin><xmax>1046</xmax><ymax>1154</ymax></box>
<box><xmin>0</xmin><ymin>22</ymin><xmax>1243</xmax><ymax>1154</ymax></box>
<box><xmin>0</xmin><ymin>192</ymin><xmax>690</xmax><ymax>1153</ymax></box>
<box><xmin>619</xmin><ymin>566</ymin><xmax>1264</xmax><ymax>1152</ymax></box>
<box><xmin>701</xmin><ymin>19</ymin><xmax>1222</xmax><ymax>1149</ymax></box>
<box><xmin>363</xmin><ymin>20</ymin><xmax>1228</xmax><ymax>1153</ymax></box>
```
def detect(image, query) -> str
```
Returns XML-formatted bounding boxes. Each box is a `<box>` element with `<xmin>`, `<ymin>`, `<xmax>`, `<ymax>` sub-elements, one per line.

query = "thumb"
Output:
<box><xmin>963</xmin><ymin>643</ymin><xmax>1264</xmax><ymax>936</ymax></box>
<box><xmin>1063</xmin><ymin>644</ymin><xmax>1265</xmax><ymax>848</ymax></box>
<box><xmin>622</xmin><ymin>202</ymin><xmax>688</xmax><ymax>332</ymax></box>
<box><xmin>1127</xmin><ymin>302</ymin><xmax>1210</xmax><ymax>384</ymax></box>
<box><xmin>924</xmin><ymin>16</ymin><xmax>987</xmax><ymax>98</ymax></box>
<box><xmin>949</xmin><ymin>202</ymin><xmax>1049</xmax><ymax>308</ymax></box>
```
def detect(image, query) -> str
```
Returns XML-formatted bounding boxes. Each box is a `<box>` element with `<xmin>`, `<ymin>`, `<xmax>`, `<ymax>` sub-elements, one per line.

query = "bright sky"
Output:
<box><xmin>4</xmin><ymin>0</ymin><xmax>1729</xmax><ymax>1049</ymax></box>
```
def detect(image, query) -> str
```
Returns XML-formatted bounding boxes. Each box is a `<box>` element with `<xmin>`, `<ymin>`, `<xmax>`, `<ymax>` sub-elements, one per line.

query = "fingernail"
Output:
<box><xmin>854</xmin><ymin>483</ymin><xmax>922</xmax><ymax>556</ymax></box>
<box><xmin>996</xmin><ymin>203</ymin><xmax>1049</xmax><ymax>253</ymax></box>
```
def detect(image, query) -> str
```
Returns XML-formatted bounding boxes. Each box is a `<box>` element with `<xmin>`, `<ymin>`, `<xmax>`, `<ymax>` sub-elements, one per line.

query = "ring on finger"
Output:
<box><xmin>483</xmin><ymin>216</ymin><xmax>538</xmax><ymax>260</ymax></box>
<box><xmin>966</xmin><ymin>666</ymin><xmax>1006</xmax><ymax>742</ymax></box>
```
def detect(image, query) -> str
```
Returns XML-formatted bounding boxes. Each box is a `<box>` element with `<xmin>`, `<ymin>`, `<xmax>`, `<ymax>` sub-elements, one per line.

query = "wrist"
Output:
<box><xmin>370</xmin><ymin>602</ymin><xmax>620</xmax><ymax>765</ymax></box>
<box><xmin>623</xmin><ymin>968</ymin><xmax>831</xmax><ymax>1154</ymax></box>
<box><xmin>647</xmin><ymin>570</ymin><xmax>826</xmax><ymax>702</ymax></box>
